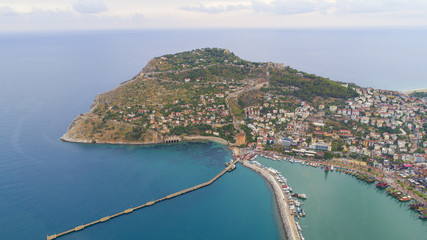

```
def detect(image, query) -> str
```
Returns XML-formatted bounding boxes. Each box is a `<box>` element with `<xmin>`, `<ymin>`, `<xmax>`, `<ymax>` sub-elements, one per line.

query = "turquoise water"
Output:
<box><xmin>257</xmin><ymin>157</ymin><xmax>427</xmax><ymax>240</ymax></box>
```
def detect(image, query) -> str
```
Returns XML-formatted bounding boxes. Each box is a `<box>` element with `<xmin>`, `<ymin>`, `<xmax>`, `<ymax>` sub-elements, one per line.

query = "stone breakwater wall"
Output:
<box><xmin>242</xmin><ymin>161</ymin><xmax>299</xmax><ymax>240</ymax></box>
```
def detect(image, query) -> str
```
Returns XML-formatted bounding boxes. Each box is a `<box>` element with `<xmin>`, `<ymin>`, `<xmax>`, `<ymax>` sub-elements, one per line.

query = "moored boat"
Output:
<box><xmin>385</xmin><ymin>186</ymin><xmax>395</xmax><ymax>193</ymax></box>
<box><xmin>409</xmin><ymin>202</ymin><xmax>424</xmax><ymax>209</ymax></box>
<box><xmin>365</xmin><ymin>177</ymin><xmax>376</xmax><ymax>183</ymax></box>
<box><xmin>325</xmin><ymin>166</ymin><xmax>329</xmax><ymax>172</ymax></box>
<box><xmin>376</xmin><ymin>182</ymin><xmax>388</xmax><ymax>189</ymax></box>
<box><xmin>392</xmin><ymin>191</ymin><xmax>403</xmax><ymax>198</ymax></box>
<box><xmin>399</xmin><ymin>196</ymin><xmax>412</xmax><ymax>202</ymax></box>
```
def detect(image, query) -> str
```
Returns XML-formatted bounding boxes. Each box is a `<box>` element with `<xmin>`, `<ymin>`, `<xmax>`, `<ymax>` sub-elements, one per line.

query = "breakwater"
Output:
<box><xmin>242</xmin><ymin>160</ymin><xmax>301</xmax><ymax>240</ymax></box>
<box><xmin>47</xmin><ymin>158</ymin><xmax>238</xmax><ymax>240</ymax></box>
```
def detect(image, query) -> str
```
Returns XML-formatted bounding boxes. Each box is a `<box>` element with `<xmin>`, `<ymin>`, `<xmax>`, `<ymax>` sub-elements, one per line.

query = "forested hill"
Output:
<box><xmin>268</xmin><ymin>66</ymin><xmax>358</xmax><ymax>102</ymax></box>
<box><xmin>142</xmin><ymin>48</ymin><xmax>358</xmax><ymax>101</ymax></box>
<box><xmin>147</xmin><ymin>48</ymin><xmax>249</xmax><ymax>72</ymax></box>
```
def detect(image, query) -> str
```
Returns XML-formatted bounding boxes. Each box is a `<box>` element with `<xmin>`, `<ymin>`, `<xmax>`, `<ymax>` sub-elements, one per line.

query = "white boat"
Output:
<box><xmin>296</xmin><ymin>222</ymin><xmax>302</xmax><ymax>231</ymax></box>
<box><xmin>331</xmin><ymin>166</ymin><xmax>334</xmax><ymax>171</ymax></box>
<box><xmin>298</xmin><ymin>194</ymin><xmax>307</xmax><ymax>199</ymax></box>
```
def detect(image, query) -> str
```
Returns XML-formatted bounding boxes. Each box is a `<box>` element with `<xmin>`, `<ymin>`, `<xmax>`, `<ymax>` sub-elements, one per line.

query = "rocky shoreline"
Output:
<box><xmin>60</xmin><ymin>133</ymin><xmax>230</xmax><ymax>146</ymax></box>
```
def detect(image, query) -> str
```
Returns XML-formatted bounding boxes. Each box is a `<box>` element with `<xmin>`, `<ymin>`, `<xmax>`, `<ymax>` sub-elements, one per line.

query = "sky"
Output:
<box><xmin>1</xmin><ymin>0</ymin><xmax>427</xmax><ymax>32</ymax></box>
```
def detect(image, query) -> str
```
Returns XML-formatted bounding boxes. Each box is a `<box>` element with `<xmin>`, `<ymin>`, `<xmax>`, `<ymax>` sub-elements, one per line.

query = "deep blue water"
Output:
<box><xmin>1</xmin><ymin>29</ymin><xmax>426</xmax><ymax>239</ymax></box>
<box><xmin>0</xmin><ymin>30</ymin><xmax>286</xmax><ymax>240</ymax></box>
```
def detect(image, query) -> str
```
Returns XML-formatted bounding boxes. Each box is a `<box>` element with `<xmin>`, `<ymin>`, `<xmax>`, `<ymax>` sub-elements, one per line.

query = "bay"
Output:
<box><xmin>257</xmin><ymin>157</ymin><xmax>427</xmax><ymax>240</ymax></box>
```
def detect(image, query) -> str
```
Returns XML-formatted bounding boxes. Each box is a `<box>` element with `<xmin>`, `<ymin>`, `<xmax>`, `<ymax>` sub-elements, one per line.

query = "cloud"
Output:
<box><xmin>181</xmin><ymin>3</ymin><xmax>251</xmax><ymax>14</ymax></box>
<box><xmin>0</xmin><ymin>6</ymin><xmax>18</xmax><ymax>16</ymax></box>
<box><xmin>0</xmin><ymin>7</ymin><xmax>147</xmax><ymax>32</ymax></box>
<box><xmin>250</xmin><ymin>0</ymin><xmax>427</xmax><ymax>15</ymax></box>
<box><xmin>252</xmin><ymin>0</ymin><xmax>327</xmax><ymax>15</ymax></box>
<box><xmin>334</xmin><ymin>0</ymin><xmax>427</xmax><ymax>14</ymax></box>
<box><xmin>73</xmin><ymin>0</ymin><xmax>108</xmax><ymax>14</ymax></box>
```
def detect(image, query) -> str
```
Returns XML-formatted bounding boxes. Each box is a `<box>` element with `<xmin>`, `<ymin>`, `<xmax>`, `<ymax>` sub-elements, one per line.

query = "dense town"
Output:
<box><xmin>238</xmin><ymin>86</ymin><xmax>427</xmax><ymax>210</ymax></box>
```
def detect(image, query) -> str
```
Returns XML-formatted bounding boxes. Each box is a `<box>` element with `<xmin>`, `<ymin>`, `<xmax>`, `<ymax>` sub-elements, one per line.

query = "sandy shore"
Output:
<box><xmin>242</xmin><ymin>160</ymin><xmax>300</xmax><ymax>240</ymax></box>
<box><xmin>182</xmin><ymin>135</ymin><xmax>229</xmax><ymax>145</ymax></box>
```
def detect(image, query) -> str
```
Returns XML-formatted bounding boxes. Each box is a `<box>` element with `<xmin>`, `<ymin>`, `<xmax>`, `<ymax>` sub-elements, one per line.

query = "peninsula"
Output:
<box><xmin>61</xmin><ymin>48</ymin><xmax>357</xmax><ymax>146</ymax></box>
<box><xmin>60</xmin><ymin>48</ymin><xmax>427</xmax><ymax>237</ymax></box>
<box><xmin>61</xmin><ymin>49</ymin><xmax>426</xmax><ymax>201</ymax></box>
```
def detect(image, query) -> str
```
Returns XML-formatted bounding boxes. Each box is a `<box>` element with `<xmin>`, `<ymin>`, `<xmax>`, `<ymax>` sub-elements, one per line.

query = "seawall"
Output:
<box><xmin>242</xmin><ymin>160</ymin><xmax>300</xmax><ymax>240</ymax></box>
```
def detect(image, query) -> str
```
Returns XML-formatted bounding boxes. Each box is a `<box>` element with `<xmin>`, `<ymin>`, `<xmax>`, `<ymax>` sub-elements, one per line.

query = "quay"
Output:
<box><xmin>241</xmin><ymin>155</ymin><xmax>301</xmax><ymax>240</ymax></box>
<box><xmin>47</xmin><ymin>159</ymin><xmax>239</xmax><ymax>240</ymax></box>
<box><xmin>243</xmin><ymin>161</ymin><xmax>301</xmax><ymax>240</ymax></box>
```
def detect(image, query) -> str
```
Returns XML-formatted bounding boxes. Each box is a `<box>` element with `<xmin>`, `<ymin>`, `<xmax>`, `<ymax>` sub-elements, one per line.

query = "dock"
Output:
<box><xmin>47</xmin><ymin>159</ymin><xmax>238</xmax><ymax>240</ymax></box>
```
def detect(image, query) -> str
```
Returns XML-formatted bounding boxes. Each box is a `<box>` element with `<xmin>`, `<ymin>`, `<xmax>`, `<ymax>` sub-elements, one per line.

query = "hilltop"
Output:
<box><xmin>61</xmin><ymin>48</ymin><xmax>359</xmax><ymax>145</ymax></box>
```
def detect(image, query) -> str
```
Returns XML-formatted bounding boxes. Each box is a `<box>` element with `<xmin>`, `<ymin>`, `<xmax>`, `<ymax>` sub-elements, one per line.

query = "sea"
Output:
<box><xmin>0</xmin><ymin>29</ymin><xmax>426</xmax><ymax>240</ymax></box>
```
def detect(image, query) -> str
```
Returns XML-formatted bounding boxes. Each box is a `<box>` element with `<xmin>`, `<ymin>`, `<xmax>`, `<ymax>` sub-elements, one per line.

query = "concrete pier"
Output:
<box><xmin>47</xmin><ymin>159</ymin><xmax>238</xmax><ymax>240</ymax></box>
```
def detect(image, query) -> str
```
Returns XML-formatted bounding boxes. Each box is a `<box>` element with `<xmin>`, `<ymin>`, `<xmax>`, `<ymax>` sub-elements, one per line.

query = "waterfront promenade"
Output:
<box><xmin>259</xmin><ymin>150</ymin><xmax>426</xmax><ymax>206</ymax></box>
<box><xmin>47</xmin><ymin>159</ymin><xmax>239</xmax><ymax>240</ymax></box>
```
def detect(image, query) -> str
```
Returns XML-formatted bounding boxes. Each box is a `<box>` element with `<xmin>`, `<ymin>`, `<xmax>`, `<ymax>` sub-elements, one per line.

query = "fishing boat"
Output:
<box><xmin>409</xmin><ymin>202</ymin><xmax>424</xmax><ymax>209</ymax></box>
<box><xmin>301</xmin><ymin>209</ymin><xmax>306</xmax><ymax>217</ymax></box>
<box><xmin>392</xmin><ymin>191</ymin><xmax>403</xmax><ymax>198</ymax></box>
<box><xmin>325</xmin><ymin>166</ymin><xmax>330</xmax><ymax>172</ymax></box>
<box><xmin>359</xmin><ymin>174</ymin><xmax>368</xmax><ymax>180</ymax></box>
<box><xmin>292</xmin><ymin>193</ymin><xmax>307</xmax><ymax>199</ymax></box>
<box><xmin>297</xmin><ymin>193</ymin><xmax>307</xmax><ymax>199</ymax></box>
<box><xmin>376</xmin><ymin>182</ymin><xmax>388</xmax><ymax>189</ymax></box>
<box><xmin>385</xmin><ymin>186</ymin><xmax>395</xmax><ymax>193</ymax></box>
<box><xmin>331</xmin><ymin>166</ymin><xmax>334</xmax><ymax>171</ymax></box>
<box><xmin>399</xmin><ymin>196</ymin><xmax>412</xmax><ymax>202</ymax></box>
<box><xmin>365</xmin><ymin>177</ymin><xmax>376</xmax><ymax>183</ymax></box>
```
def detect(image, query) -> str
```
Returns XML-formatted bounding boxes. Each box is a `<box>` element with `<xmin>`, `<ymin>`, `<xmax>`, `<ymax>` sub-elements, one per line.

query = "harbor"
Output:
<box><xmin>240</xmin><ymin>152</ymin><xmax>306</xmax><ymax>240</ymax></box>
<box><xmin>254</xmin><ymin>154</ymin><xmax>427</xmax><ymax>240</ymax></box>
<box><xmin>248</xmin><ymin>149</ymin><xmax>427</xmax><ymax>215</ymax></box>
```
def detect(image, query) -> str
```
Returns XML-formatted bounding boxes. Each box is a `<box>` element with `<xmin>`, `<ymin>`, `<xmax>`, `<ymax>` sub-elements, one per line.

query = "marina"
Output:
<box><xmin>241</xmin><ymin>153</ymin><xmax>307</xmax><ymax>240</ymax></box>
<box><xmin>255</xmin><ymin>155</ymin><xmax>427</xmax><ymax>240</ymax></box>
<box><xmin>252</xmin><ymin>149</ymin><xmax>427</xmax><ymax>214</ymax></box>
